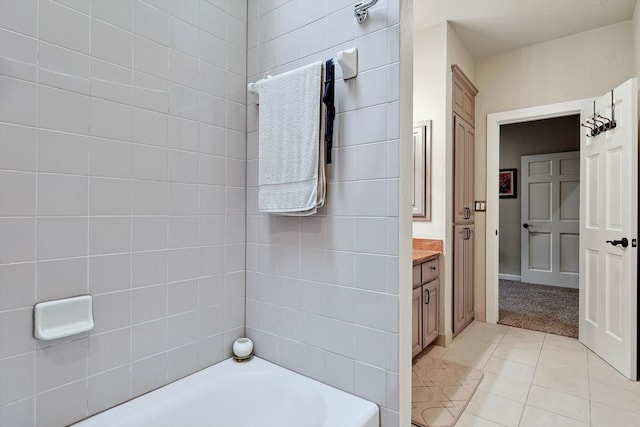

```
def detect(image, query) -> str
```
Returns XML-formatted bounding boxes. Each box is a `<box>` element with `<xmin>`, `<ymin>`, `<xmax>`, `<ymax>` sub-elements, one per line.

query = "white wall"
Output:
<box><xmin>245</xmin><ymin>1</ymin><xmax>403</xmax><ymax>426</ymax></box>
<box><xmin>474</xmin><ymin>21</ymin><xmax>635</xmax><ymax>318</ymax></box>
<box><xmin>0</xmin><ymin>1</ymin><xmax>246</xmax><ymax>426</ymax></box>
<box><xmin>635</xmin><ymin>1</ymin><xmax>640</xmax><ymax>78</ymax></box>
<box><xmin>413</xmin><ymin>23</ymin><xmax>446</xmax><ymax>240</ymax></box>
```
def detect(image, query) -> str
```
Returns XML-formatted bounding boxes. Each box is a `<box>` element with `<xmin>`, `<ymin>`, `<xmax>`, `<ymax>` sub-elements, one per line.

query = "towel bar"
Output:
<box><xmin>247</xmin><ymin>47</ymin><xmax>358</xmax><ymax>98</ymax></box>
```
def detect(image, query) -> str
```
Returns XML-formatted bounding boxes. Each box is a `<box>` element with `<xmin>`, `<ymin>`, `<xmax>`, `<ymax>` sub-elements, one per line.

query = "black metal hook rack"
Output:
<box><xmin>580</xmin><ymin>90</ymin><xmax>617</xmax><ymax>137</ymax></box>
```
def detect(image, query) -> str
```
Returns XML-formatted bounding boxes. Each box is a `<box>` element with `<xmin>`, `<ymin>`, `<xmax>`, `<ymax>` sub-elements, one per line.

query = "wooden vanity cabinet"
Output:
<box><xmin>412</xmin><ymin>258</ymin><xmax>440</xmax><ymax>358</ymax></box>
<box><xmin>452</xmin><ymin>65</ymin><xmax>477</xmax><ymax>337</ymax></box>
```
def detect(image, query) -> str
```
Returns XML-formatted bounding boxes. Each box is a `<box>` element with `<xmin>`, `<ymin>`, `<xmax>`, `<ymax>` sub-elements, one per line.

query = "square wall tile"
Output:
<box><xmin>88</xmin><ymin>328</ymin><xmax>131</xmax><ymax>375</ymax></box>
<box><xmin>39</xmin><ymin>86</ymin><xmax>90</xmax><ymax>134</ymax></box>
<box><xmin>36</xmin><ymin>339</ymin><xmax>87</xmax><ymax>393</ymax></box>
<box><xmin>0</xmin><ymin>76</ymin><xmax>37</xmax><ymax>126</ymax></box>
<box><xmin>0</xmin><ymin>308</ymin><xmax>35</xmax><ymax>359</ymax></box>
<box><xmin>36</xmin><ymin>257</ymin><xmax>87</xmax><ymax>301</ymax></box>
<box><xmin>35</xmin><ymin>380</ymin><xmax>87</xmax><ymax>427</ymax></box>
<box><xmin>0</xmin><ymin>0</ymin><xmax>37</xmax><ymax>36</ymax></box>
<box><xmin>0</xmin><ymin>262</ymin><xmax>36</xmax><ymax>311</ymax></box>
<box><xmin>37</xmin><ymin>174</ymin><xmax>88</xmax><ymax>216</ymax></box>
<box><xmin>0</xmin><ymin>352</ymin><xmax>35</xmax><ymax>406</ymax></box>
<box><xmin>0</xmin><ymin>30</ymin><xmax>37</xmax><ymax>82</ymax></box>
<box><xmin>89</xmin><ymin>217</ymin><xmax>131</xmax><ymax>255</ymax></box>
<box><xmin>87</xmin><ymin>366</ymin><xmax>131</xmax><ymax>415</ymax></box>
<box><xmin>0</xmin><ymin>171</ymin><xmax>36</xmax><ymax>216</ymax></box>
<box><xmin>37</xmin><ymin>217</ymin><xmax>87</xmax><ymax>260</ymax></box>
<box><xmin>39</xmin><ymin>0</ymin><xmax>90</xmax><ymax>54</ymax></box>
<box><xmin>0</xmin><ymin>123</ymin><xmax>37</xmax><ymax>171</ymax></box>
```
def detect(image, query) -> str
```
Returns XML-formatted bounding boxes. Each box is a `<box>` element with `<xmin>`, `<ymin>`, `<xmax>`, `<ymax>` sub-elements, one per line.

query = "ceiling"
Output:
<box><xmin>413</xmin><ymin>0</ymin><xmax>638</xmax><ymax>58</ymax></box>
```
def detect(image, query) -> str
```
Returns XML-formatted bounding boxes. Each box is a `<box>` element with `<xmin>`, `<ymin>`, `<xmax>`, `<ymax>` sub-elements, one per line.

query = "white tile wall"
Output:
<box><xmin>245</xmin><ymin>1</ymin><xmax>401</xmax><ymax>426</ymax></box>
<box><xmin>0</xmin><ymin>1</ymin><xmax>246</xmax><ymax>426</ymax></box>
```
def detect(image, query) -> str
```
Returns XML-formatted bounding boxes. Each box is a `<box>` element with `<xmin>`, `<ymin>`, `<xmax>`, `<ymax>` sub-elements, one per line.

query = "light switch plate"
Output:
<box><xmin>475</xmin><ymin>201</ymin><xmax>486</xmax><ymax>212</ymax></box>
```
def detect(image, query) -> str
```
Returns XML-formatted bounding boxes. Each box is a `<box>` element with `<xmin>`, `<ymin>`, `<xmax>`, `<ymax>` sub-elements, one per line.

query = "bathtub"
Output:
<box><xmin>74</xmin><ymin>356</ymin><xmax>379</xmax><ymax>427</ymax></box>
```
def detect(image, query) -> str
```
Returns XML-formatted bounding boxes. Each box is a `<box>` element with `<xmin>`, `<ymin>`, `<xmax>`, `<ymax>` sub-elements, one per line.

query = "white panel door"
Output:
<box><xmin>521</xmin><ymin>151</ymin><xmax>580</xmax><ymax>288</ymax></box>
<box><xmin>580</xmin><ymin>78</ymin><xmax>638</xmax><ymax>380</ymax></box>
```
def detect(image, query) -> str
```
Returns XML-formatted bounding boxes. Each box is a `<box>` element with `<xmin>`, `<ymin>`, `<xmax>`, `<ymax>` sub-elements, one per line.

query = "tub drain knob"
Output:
<box><xmin>233</xmin><ymin>338</ymin><xmax>254</xmax><ymax>361</ymax></box>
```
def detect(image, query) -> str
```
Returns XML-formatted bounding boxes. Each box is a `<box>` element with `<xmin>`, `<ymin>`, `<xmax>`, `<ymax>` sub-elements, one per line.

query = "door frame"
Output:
<box><xmin>486</xmin><ymin>99</ymin><xmax>588</xmax><ymax>324</ymax></box>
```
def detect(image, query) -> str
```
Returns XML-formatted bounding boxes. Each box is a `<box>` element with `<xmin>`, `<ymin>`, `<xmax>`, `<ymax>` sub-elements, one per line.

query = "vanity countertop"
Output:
<box><xmin>413</xmin><ymin>250</ymin><xmax>440</xmax><ymax>265</ymax></box>
<box><xmin>412</xmin><ymin>239</ymin><xmax>443</xmax><ymax>265</ymax></box>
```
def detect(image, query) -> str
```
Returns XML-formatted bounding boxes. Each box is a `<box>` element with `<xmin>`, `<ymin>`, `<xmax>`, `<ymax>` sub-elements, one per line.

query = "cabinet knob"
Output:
<box><xmin>430</xmin><ymin>266</ymin><xmax>436</xmax><ymax>270</ymax></box>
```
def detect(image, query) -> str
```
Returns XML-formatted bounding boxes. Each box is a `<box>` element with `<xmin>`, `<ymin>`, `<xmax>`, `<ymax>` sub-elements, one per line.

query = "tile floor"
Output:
<box><xmin>426</xmin><ymin>321</ymin><xmax>640</xmax><ymax>427</ymax></box>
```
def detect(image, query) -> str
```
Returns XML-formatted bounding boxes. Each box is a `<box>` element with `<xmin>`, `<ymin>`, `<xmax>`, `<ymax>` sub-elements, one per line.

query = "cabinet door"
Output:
<box><xmin>464</xmin><ymin>226</ymin><xmax>475</xmax><ymax>323</ymax></box>
<box><xmin>464</xmin><ymin>123</ymin><xmax>475</xmax><ymax>223</ymax></box>
<box><xmin>412</xmin><ymin>286</ymin><xmax>423</xmax><ymax>358</ymax></box>
<box><xmin>452</xmin><ymin>65</ymin><xmax>477</xmax><ymax>131</ymax></box>
<box><xmin>422</xmin><ymin>279</ymin><xmax>439</xmax><ymax>347</ymax></box>
<box><xmin>454</xmin><ymin>115</ymin><xmax>475</xmax><ymax>223</ymax></box>
<box><xmin>453</xmin><ymin>225</ymin><xmax>474</xmax><ymax>334</ymax></box>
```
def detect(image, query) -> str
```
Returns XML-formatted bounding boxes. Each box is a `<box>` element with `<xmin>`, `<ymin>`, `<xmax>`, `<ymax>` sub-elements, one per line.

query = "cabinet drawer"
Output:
<box><xmin>421</xmin><ymin>259</ymin><xmax>439</xmax><ymax>283</ymax></box>
<box><xmin>413</xmin><ymin>266</ymin><xmax>422</xmax><ymax>287</ymax></box>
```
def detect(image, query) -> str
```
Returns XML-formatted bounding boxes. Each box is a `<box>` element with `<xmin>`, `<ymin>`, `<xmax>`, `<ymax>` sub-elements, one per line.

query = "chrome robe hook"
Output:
<box><xmin>354</xmin><ymin>0</ymin><xmax>379</xmax><ymax>23</ymax></box>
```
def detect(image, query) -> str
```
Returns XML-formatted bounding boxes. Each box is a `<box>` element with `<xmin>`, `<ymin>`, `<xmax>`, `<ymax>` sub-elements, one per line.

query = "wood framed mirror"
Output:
<box><xmin>413</xmin><ymin>121</ymin><xmax>432</xmax><ymax>219</ymax></box>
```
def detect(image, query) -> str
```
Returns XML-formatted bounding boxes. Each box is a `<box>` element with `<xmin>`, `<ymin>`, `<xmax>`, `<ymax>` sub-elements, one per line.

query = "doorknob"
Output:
<box><xmin>606</xmin><ymin>238</ymin><xmax>629</xmax><ymax>248</ymax></box>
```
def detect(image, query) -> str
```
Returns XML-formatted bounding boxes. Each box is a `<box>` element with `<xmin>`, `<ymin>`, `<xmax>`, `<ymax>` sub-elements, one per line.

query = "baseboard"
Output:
<box><xmin>435</xmin><ymin>331</ymin><xmax>452</xmax><ymax>347</ymax></box>
<box><xmin>499</xmin><ymin>274</ymin><xmax>521</xmax><ymax>282</ymax></box>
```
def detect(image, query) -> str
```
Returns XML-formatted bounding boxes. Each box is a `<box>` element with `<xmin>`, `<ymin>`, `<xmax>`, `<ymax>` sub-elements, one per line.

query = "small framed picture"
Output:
<box><xmin>499</xmin><ymin>168</ymin><xmax>517</xmax><ymax>199</ymax></box>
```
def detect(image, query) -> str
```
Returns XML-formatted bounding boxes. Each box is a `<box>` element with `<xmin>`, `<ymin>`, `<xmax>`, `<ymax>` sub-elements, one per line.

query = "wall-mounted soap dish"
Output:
<box><xmin>34</xmin><ymin>295</ymin><xmax>94</xmax><ymax>340</ymax></box>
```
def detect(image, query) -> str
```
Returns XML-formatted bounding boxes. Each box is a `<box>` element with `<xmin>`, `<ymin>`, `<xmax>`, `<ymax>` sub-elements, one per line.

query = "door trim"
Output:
<box><xmin>486</xmin><ymin>99</ymin><xmax>589</xmax><ymax>324</ymax></box>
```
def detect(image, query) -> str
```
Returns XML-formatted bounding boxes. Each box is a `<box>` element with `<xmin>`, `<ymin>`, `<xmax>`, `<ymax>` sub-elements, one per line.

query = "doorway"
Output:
<box><xmin>497</xmin><ymin>116</ymin><xmax>580</xmax><ymax>337</ymax></box>
<box><xmin>485</xmin><ymin>99</ymin><xmax>588</xmax><ymax>325</ymax></box>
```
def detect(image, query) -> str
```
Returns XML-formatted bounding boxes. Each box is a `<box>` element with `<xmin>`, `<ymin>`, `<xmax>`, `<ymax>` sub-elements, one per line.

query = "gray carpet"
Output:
<box><xmin>498</xmin><ymin>279</ymin><xmax>578</xmax><ymax>338</ymax></box>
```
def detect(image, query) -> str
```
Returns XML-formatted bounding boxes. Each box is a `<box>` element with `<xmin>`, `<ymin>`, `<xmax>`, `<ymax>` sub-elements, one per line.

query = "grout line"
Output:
<box><xmin>33</xmin><ymin>0</ymin><xmax>40</xmax><ymax>421</ymax></box>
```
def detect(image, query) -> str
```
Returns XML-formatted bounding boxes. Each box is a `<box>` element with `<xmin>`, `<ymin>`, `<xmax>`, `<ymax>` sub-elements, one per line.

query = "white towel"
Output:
<box><xmin>258</xmin><ymin>61</ymin><xmax>325</xmax><ymax>215</ymax></box>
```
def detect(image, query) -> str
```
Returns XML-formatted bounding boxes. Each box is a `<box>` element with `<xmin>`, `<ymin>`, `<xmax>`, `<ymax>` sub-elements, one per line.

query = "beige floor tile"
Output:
<box><xmin>589</xmin><ymin>379</ymin><xmax>640</xmax><ymax>414</ymax></box>
<box><xmin>455</xmin><ymin>322</ymin><xmax>640</xmax><ymax>427</ymax></box>
<box><xmin>538</xmin><ymin>347</ymin><xmax>588</xmax><ymax>369</ymax></box>
<box><xmin>588</xmin><ymin>351</ymin><xmax>640</xmax><ymax>392</ymax></box>
<box><xmin>591</xmin><ymin>401</ymin><xmax>640</xmax><ymax>427</ymax></box>
<box><xmin>519</xmin><ymin>406</ymin><xmax>589</xmax><ymax>427</ymax></box>
<box><xmin>542</xmin><ymin>334</ymin><xmax>588</xmax><ymax>353</ymax></box>
<box><xmin>532</xmin><ymin>360</ymin><xmax>589</xmax><ymax>399</ymax></box>
<box><xmin>465</xmin><ymin>390</ymin><xmax>524</xmax><ymax>427</ymax></box>
<box><xmin>477</xmin><ymin>372</ymin><xmax>530</xmax><ymax>403</ymax></box>
<box><xmin>500</xmin><ymin>327</ymin><xmax>545</xmax><ymax>345</ymax></box>
<box><xmin>425</xmin><ymin>344</ymin><xmax>448</xmax><ymax>360</ymax></box>
<box><xmin>454</xmin><ymin>412</ymin><xmax>504</xmax><ymax>427</ymax></box>
<box><xmin>456</xmin><ymin>322</ymin><xmax>509</xmax><ymax>344</ymax></box>
<box><xmin>483</xmin><ymin>356</ymin><xmax>535</xmax><ymax>383</ymax></box>
<box><xmin>441</xmin><ymin>339</ymin><xmax>497</xmax><ymax>370</ymax></box>
<box><xmin>492</xmin><ymin>343</ymin><xmax>541</xmax><ymax>366</ymax></box>
<box><xmin>526</xmin><ymin>384</ymin><xmax>590</xmax><ymax>423</ymax></box>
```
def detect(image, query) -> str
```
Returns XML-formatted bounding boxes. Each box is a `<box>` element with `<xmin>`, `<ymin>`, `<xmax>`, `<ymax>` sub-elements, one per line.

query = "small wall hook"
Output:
<box><xmin>336</xmin><ymin>47</ymin><xmax>358</xmax><ymax>80</ymax></box>
<box><xmin>354</xmin><ymin>0</ymin><xmax>378</xmax><ymax>23</ymax></box>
